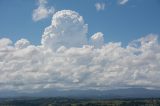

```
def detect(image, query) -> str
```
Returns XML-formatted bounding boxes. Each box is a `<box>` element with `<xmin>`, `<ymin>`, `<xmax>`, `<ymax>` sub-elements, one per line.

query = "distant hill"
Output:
<box><xmin>0</xmin><ymin>88</ymin><xmax>160</xmax><ymax>99</ymax></box>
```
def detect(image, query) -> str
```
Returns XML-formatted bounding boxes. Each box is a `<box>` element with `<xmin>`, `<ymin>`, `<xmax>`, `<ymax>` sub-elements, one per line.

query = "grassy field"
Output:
<box><xmin>0</xmin><ymin>98</ymin><xmax>160</xmax><ymax>106</ymax></box>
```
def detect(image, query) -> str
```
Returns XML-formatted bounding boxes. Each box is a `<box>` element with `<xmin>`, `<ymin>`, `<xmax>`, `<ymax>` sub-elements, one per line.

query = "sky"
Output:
<box><xmin>0</xmin><ymin>0</ymin><xmax>160</xmax><ymax>95</ymax></box>
<box><xmin>0</xmin><ymin>0</ymin><xmax>160</xmax><ymax>45</ymax></box>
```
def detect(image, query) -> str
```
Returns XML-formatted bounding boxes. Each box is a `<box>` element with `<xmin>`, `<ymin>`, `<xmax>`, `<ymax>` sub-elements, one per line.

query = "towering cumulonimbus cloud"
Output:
<box><xmin>41</xmin><ymin>10</ymin><xmax>88</xmax><ymax>51</ymax></box>
<box><xmin>0</xmin><ymin>10</ymin><xmax>160</xmax><ymax>93</ymax></box>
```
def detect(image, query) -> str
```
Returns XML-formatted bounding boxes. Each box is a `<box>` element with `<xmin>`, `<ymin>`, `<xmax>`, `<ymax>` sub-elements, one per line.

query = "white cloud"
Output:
<box><xmin>0</xmin><ymin>38</ymin><xmax>12</xmax><ymax>48</ymax></box>
<box><xmin>32</xmin><ymin>0</ymin><xmax>55</xmax><ymax>21</ymax></box>
<box><xmin>15</xmin><ymin>39</ymin><xmax>30</xmax><ymax>49</ymax></box>
<box><xmin>118</xmin><ymin>0</ymin><xmax>129</xmax><ymax>5</ymax></box>
<box><xmin>95</xmin><ymin>2</ymin><xmax>105</xmax><ymax>11</ymax></box>
<box><xmin>41</xmin><ymin>10</ymin><xmax>88</xmax><ymax>51</ymax></box>
<box><xmin>0</xmin><ymin>10</ymin><xmax>160</xmax><ymax>93</ymax></box>
<box><xmin>90</xmin><ymin>32</ymin><xmax>104</xmax><ymax>48</ymax></box>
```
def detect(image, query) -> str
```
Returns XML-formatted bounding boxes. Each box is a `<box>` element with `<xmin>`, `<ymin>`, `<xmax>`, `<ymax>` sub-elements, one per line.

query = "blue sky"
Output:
<box><xmin>0</xmin><ymin>0</ymin><xmax>160</xmax><ymax>45</ymax></box>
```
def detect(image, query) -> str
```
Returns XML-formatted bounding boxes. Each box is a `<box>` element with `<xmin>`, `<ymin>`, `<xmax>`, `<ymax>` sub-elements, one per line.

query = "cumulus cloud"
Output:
<box><xmin>90</xmin><ymin>32</ymin><xmax>104</xmax><ymax>48</ymax></box>
<box><xmin>0</xmin><ymin>10</ymin><xmax>160</xmax><ymax>93</ymax></box>
<box><xmin>95</xmin><ymin>2</ymin><xmax>105</xmax><ymax>11</ymax></box>
<box><xmin>118</xmin><ymin>0</ymin><xmax>129</xmax><ymax>5</ymax></box>
<box><xmin>15</xmin><ymin>39</ymin><xmax>30</xmax><ymax>49</ymax></box>
<box><xmin>32</xmin><ymin>0</ymin><xmax>55</xmax><ymax>21</ymax></box>
<box><xmin>41</xmin><ymin>10</ymin><xmax>88</xmax><ymax>51</ymax></box>
<box><xmin>0</xmin><ymin>38</ymin><xmax>12</xmax><ymax>48</ymax></box>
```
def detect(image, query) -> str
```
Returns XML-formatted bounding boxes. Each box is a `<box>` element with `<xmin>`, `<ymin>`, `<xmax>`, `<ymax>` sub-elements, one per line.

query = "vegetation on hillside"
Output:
<box><xmin>0</xmin><ymin>98</ymin><xmax>160</xmax><ymax>106</ymax></box>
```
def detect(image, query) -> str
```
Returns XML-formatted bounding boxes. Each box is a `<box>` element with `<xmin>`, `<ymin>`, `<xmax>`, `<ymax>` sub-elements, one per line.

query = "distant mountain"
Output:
<box><xmin>1</xmin><ymin>88</ymin><xmax>160</xmax><ymax>99</ymax></box>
